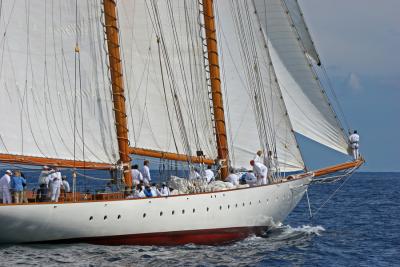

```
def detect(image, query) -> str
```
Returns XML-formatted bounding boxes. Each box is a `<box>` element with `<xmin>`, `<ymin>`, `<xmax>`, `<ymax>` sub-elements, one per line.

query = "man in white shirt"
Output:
<box><xmin>250</xmin><ymin>160</ymin><xmax>268</xmax><ymax>186</ymax></box>
<box><xmin>159</xmin><ymin>183</ymin><xmax>170</xmax><ymax>196</ymax></box>
<box><xmin>0</xmin><ymin>170</ymin><xmax>12</xmax><ymax>204</ymax></box>
<box><xmin>204</xmin><ymin>165</ymin><xmax>215</xmax><ymax>183</ymax></box>
<box><xmin>254</xmin><ymin>150</ymin><xmax>264</xmax><ymax>164</ymax></box>
<box><xmin>349</xmin><ymin>130</ymin><xmax>360</xmax><ymax>160</ymax></box>
<box><xmin>189</xmin><ymin>167</ymin><xmax>201</xmax><ymax>180</ymax></box>
<box><xmin>62</xmin><ymin>176</ymin><xmax>70</xmax><ymax>193</ymax></box>
<box><xmin>131</xmin><ymin>164</ymin><xmax>143</xmax><ymax>186</ymax></box>
<box><xmin>141</xmin><ymin>160</ymin><xmax>151</xmax><ymax>185</ymax></box>
<box><xmin>50</xmin><ymin>167</ymin><xmax>62</xmax><ymax>202</ymax></box>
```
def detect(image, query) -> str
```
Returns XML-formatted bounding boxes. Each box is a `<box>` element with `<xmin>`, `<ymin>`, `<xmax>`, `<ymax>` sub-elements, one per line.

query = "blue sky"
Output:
<box><xmin>297</xmin><ymin>0</ymin><xmax>400</xmax><ymax>172</ymax></box>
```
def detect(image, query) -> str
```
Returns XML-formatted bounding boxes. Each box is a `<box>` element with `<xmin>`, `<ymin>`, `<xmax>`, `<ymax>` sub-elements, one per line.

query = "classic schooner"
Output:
<box><xmin>0</xmin><ymin>0</ymin><xmax>363</xmax><ymax>245</ymax></box>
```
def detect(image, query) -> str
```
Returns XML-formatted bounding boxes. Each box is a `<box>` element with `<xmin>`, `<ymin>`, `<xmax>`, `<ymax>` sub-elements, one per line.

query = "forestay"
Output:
<box><xmin>215</xmin><ymin>1</ymin><xmax>304</xmax><ymax>171</ymax></box>
<box><xmin>118</xmin><ymin>0</ymin><xmax>217</xmax><ymax>160</ymax></box>
<box><xmin>253</xmin><ymin>0</ymin><xmax>349</xmax><ymax>155</ymax></box>
<box><xmin>0</xmin><ymin>1</ymin><xmax>118</xmax><ymax>163</ymax></box>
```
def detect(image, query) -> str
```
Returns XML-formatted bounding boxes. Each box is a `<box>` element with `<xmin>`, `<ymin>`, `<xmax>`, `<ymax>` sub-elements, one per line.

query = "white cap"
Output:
<box><xmin>43</xmin><ymin>165</ymin><xmax>49</xmax><ymax>169</ymax></box>
<box><xmin>5</xmin><ymin>170</ymin><xmax>12</xmax><ymax>175</ymax></box>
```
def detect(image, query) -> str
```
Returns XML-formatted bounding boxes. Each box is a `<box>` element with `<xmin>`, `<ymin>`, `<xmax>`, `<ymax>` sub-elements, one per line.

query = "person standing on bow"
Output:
<box><xmin>50</xmin><ymin>167</ymin><xmax>62</xmax><ymax>202</ymax></box>
<box><xmin>11</xmin><ymin>170</ymin><xmax>26</xmax><ymax>204</ymax></box>
<box><xmin>141</xmin><ymin>160</ymin><xmax>151</xmax><ymax>185</ymax></box>
<box><xmin>349</xmin><ymin>130</ymin><xmax>360</xmax><ymax>160</ymax></box>
<box><xmin>250</xmin><ymin>160</ymin><xmax>268</xmax><ymax>186</ymax></box>
<box><xmin>0</xmin><ymin>170</ymin><xmax>12</xmax><ymax>204</ymax></box>
<box><xmin>38</xmin><ymin>166</ymin><xmax>51</xmax><ymax>202</ymax></box>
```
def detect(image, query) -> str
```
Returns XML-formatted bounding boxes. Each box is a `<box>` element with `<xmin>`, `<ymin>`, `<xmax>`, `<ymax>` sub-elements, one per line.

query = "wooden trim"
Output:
<box><xmin>313</xmin><ymin>159</ymin><xmax>364</xmax><ymax>177</ymax></box>
<box><xmin>129</xmin><ymin>147</ymin><xmax>215</xmax><ymax>165</ymax></box>
<box><xmin>103</xmin><ymin>0</ymin><xmax>132</xmax><ymax>187</ymax></box>
<box><xmin>0</xmin><ymin>154</ymin><xmax>112</xmax><ymax>170</ymax></box>
<box><xmin>203</xmin><ymin>0</ymin><xmax>229</xmax><ymax>179</ymax></box>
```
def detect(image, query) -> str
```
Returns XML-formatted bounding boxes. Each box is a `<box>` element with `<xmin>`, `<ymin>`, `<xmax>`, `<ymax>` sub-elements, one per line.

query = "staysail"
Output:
<box><xmin>0</xmin><ymin>1</ymin><xmax>118</xmax><ymax>164</ymax></box>
<box><xmin>215</xmin><ymin>1</ymin><xmax>304</xmax><ymax>171</ymax></box>
<box><xmin>253</xmin><ymin>0</ymin><xmax>349</xmax><ymax>155</ymax></box>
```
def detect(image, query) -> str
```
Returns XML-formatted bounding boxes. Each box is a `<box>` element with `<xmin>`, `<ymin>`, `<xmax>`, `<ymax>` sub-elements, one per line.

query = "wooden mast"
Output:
<box><xmin>103</xmin><ymin>0</ymin><xmax>132</xmax><ymax>187</ymax></box>
<box><xmin>203</xmin><ymin>0</ymin><xmax>229</xmax><ymax>179</ymax></box>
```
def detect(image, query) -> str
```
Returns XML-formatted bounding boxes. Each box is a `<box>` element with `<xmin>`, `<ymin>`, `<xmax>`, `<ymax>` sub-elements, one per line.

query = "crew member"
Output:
<box><xmin>349</xmin><ymin>130</ymin><xmax>360</xmax><ymax>160</ymax></box>
<box><xmin>50</xmin><ymin>167</ymin><xmax>62</xmax><ymax>202</ymax></box>
<box><xmin>159</xmin><ymin>183</ymin><xmax>170</xmax><ymax>196</ymax></box>
<box><xmin>11</xmin><ymin>170</ymin><xmax>26</xmax><ymax>204</ymax></box>
<box><xmin>0</xmin><ymin>170</ymin><xmax>12</xmax><ymax>204</ymax></box>
<box><xmin>250</xmin><ymin>160</ymin><xmax>268</xmax><ymax>185</ymax></box>
<box><xmin>141</xmin><ymin>160</ymin><xmax>151</xmax><ymax>185</ymax></box>
<box><xmin>131</xmin><ymin>164</ymin><xmax>143</xmax><ymax>186</ymax></box>
<box><xmin>204</xmin><ymin>165</ymin><xmax>215</xmax><ymax>183</ymax></box>
<box><xmin>38</xmin><ymin>166</ymin><xmax>50</xmax><ymax>202</ymax></box>
<box><xmin>226</xmin><ymin>168</ymin><xmax>240</xmax><ymax>186</ymax></box>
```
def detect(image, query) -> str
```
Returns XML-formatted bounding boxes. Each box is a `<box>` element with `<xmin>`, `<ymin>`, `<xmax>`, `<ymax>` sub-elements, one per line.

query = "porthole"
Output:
<box><xmin>219</xmin><ymin>205</ymin><xmax>222</xmax><ymax>210</ymax></box>
<box><xmin>206</xmin><ymin>207</ymin><xmax>209</xmax><ymax>212</ymax></box>
<box><xmin>143</xmin><ymin>213</ymin><xmax>146</xmax><ymax>218</ymax></box>
<box><xmin>172</xmin><ymin>210</ymin><xmax>175</xmax><ymax>215</ymax></box>
<box><xmin>242</xmin><ymin>203</ymin><xmax>245</xmax><ymax>207</ymax></box>
<box><xmin>160</xmin><ymin>211</ymin><xmax>163</xmax><ymax>216</ymax></box>
<box><xmin>228</xmin><ymin>205</ymin><xmax>230</xmax><ymax>209</ymax></box>
<box><xmin>182</xmin><ymin>209</ymin><xmax>185</xmax><ymax>214</ymax></box>
<box><xmin>117</xmin><ymin>215</ymin><xmax>121</xmax><ymax>219</ymax></box>
<box><xmin>259</xmin><ymin>200</ymin><xmax>261</xmax><ymax>204</ymax></box>
<box><xmin>104</xmin><ymin>215</ymin><xmax>107</xmax><ymax>220</ymax></box>
<box><xmin>210</xmin><ymin>195</ymin><xmax>213</xmax><ymax>198</ymax></box>
<box><xmin>235</xmin><ymin>204</ymin><xmax>238</xmax><ymax>208</ymax></box>
<box><xmin>192</xmin><ymin>208</ymin><xmax>195</xmax><ymax>213</ymax></box>
<box><xmin>89</xmin><ymin>216</ymin><xmax>93</xmax><ymax>221</ymax></box>
<box><xmin>249</xmin><ymin>201</ymin><xmax>252</xmax><ymax>205</ymax></box>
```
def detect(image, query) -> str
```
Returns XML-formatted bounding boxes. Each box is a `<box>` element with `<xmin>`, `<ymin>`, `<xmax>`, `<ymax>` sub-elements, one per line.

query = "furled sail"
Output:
<box><xmin>215</xmin><ymin>1</ymin><xmax>304</xmax><ymax>171</ymax></box>
<box><xmin>253</xmin><ymin>0</ymin><xmax>349</xmax><ymax>155</ymax></box>
<box><xmin>282</xmin><ymin>0</ymin><xmax>321</xmax><ymax>65</ymax></box>
<box><xmin>0</xmin><ymin>1</ymin><xmax>118</xmax><ymax>163</ymax></box>
<box><xmin>118</xmin><ymin>0</ymin><xmax>217</xmax><ymax>160</ymax></box>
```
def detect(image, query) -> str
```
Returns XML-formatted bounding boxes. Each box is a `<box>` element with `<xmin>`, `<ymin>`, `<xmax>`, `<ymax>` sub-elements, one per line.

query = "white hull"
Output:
<box><xmin>0</xmin><ymin>176</ymin><xmax>311</xmax><ymax>245</ymax></box>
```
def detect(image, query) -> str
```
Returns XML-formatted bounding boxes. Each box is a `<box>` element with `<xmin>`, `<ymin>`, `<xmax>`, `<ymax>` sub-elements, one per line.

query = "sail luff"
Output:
<box><xmin>103</xmin><ymin>0</ymin><xmax>132</xmax><ymax>186</ymax></box>
<box><xmin>202</xmin><ymin>0</ymin><xmax>229</xmax><ymax>178</ymax></box>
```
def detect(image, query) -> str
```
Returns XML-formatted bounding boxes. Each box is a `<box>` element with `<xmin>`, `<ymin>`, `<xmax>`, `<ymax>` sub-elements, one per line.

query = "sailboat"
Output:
<box><xmin>0</xmin><ymin>0</ymin><xmax>363</xmax><ymax>245</ymax></box>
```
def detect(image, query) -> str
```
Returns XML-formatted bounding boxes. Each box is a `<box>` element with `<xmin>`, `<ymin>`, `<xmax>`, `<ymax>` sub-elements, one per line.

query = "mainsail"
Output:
<box><xmin>0</xmin><ymin>1</ymin><xmax>118</xmax><ymax>164</ymax></box>
<box><xmin>215</xmin><ymin>1</ymin><xmax>304</xmax><ymax>171</ymax></box>
<box><xmin>253</xmin><ymin>0</ymin><xmax>349</xmax><ymax>155</ymax></box>
<box><xmin>117</xmin><ymin>0</ymin><xmax>217</xmax><ymax>161</ymax></box>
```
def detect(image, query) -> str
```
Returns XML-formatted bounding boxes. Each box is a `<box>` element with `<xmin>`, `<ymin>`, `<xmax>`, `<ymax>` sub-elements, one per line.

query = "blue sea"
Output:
<box><xmin>0</xmin><ymin>172</ymin><xmax>399</xmax><ymax>266</ymax></box>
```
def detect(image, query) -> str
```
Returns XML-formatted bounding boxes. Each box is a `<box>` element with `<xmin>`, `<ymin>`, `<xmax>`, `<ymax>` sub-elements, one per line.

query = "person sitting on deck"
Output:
<box><xmin>143</xmin><ymin>185</ymin><xmax>153</xmax><ymax>197</ymax></box>
<box><xmin>349</xmin><ymin>130</ymin><xmax>360</xmax><ymax>160</ymax></box>
<box><xmin>250</xmin><ymin>160</ymin><xmax>268</xmax><ymax>186</ymax></box>
<box><xmin>159</xmin><ymin>183</ymin><xmax>170</xmax><ymax>196</ymax></box>
<box><xmin>189</xmin><ymin>167</ymin><xmax>201</xmax><ymax>180</ymax></box>
<box><xmin>150</xmin><ymin>183</ymin><xmax>160</xmax><ymax>197</ymax></box>
<box><xmin>0</xmin><ymin>170</ymin><xmax>12</xmax><ymax>204</ymax></box>
<box><xmin>11</xmin><ymin>170</ymin><xmax>26</xmax><ymax>204</ymax></box>
<box><xmin>240</xmin><ymin>170</ymin><xmax>257</xmax><ymax>186</ymax></box>
<box><xmin>204</xmin><ymin>165</ymin><xmax>215</xmax><ymax>183</ymax></box>
<box><xmin>226</xmin><ymin>168</ymin><xmax>240</xmax><ymax>186</ymax></box>
<box><xmin>141</xmin><ymin>160</ymin><xmax>151</xmax><ymax>185</ymax></box>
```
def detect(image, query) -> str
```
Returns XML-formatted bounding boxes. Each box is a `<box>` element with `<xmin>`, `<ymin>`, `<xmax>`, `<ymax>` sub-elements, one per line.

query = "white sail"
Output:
<box><xmin>283</xmin><ymin>0</ymin><xmax>320</xmax><ymax>65</ymax></box>
<box><xmin>254</xmin><ymin>0</ymin><xmax>349</xmax><ymax>155</ymax></box>
<box><xmin>118</xmin><ymin>0</ymin><xmax>217</xmax><ymax>160</ymax></box>
<box><xmin>0</xmin><ymin>1</ymin><xmax>118</xmax><ymax>163</ymax></box>
<box><xmin>215</xmin><ymin>1</ymin><xmax>304</xmax><ymax>171</ymax></box>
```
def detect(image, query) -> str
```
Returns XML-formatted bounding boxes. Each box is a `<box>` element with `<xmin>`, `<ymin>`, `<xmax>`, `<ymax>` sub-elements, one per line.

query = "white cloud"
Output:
<box><xmin>347</xmin><ymin>73</ymin><xmax>362</xmax><ymax>91</ymax></box>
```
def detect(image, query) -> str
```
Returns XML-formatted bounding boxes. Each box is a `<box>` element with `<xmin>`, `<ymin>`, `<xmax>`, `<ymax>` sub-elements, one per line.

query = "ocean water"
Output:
<box><xmin>0</xmin><ymin>172</ymin><xmax>399</xmax><ymax>266</ymax></box>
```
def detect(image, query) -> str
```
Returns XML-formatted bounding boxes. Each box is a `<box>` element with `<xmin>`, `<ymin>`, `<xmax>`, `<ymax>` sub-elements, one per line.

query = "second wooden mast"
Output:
<box><xmin>203</xmin><ymin>0</ymin><xmax>230</xmax><ymax>179</ymax></box>
<box><xmin>103</xmin><ymin>0</ymin><xmax>132</xmax><ymax>187</ymax></box>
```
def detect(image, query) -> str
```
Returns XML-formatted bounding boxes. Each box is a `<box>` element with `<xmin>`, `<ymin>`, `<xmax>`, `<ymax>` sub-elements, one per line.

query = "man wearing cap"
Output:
<box><xmin>0</xmin><ymin>170</ymin><xmax>12</xmax><ymax>203</ymax></box>
<box><xmin>349</xmin><ymin>130</ymin><xmax>360</xmax><ymax>160</ymax></box>
<box><xmin>141</xmin><ymin>160</ymin><xmax>151</xmax><ymax>185</ymax></box>
<box><xmin>50</xmin><ymin>167</ymin><xmax>62</xmax><ymax>202</ymax></box>
<box><xmin>250</xmin><ymin>160</ymin><xmax>268</xmax><ymax>186</ymax></box>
